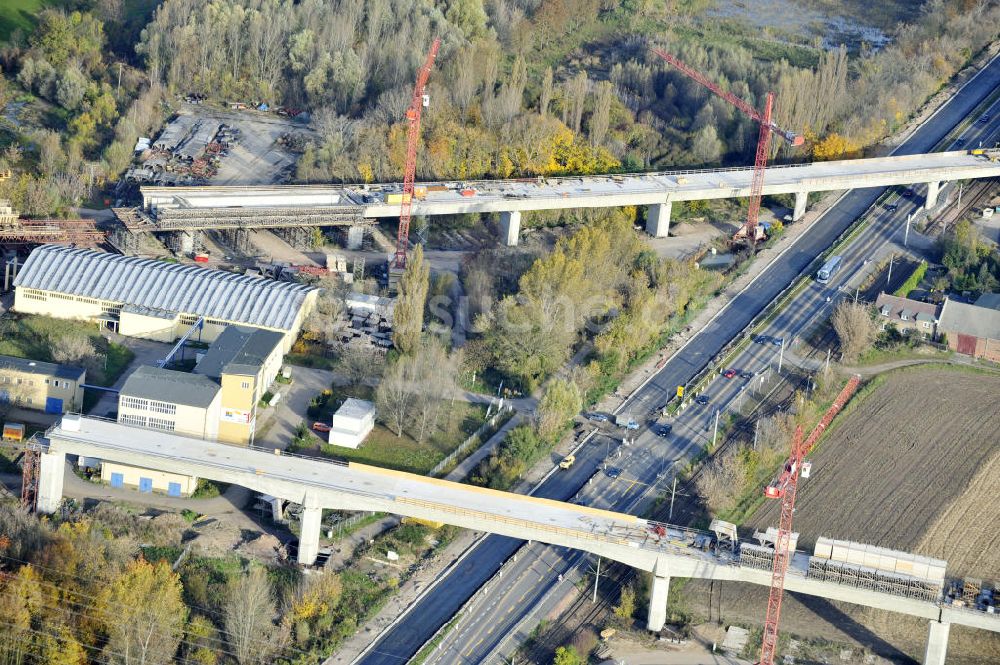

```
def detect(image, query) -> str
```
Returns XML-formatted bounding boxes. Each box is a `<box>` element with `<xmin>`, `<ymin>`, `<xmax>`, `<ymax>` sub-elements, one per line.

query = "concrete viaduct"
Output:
<box><xmin>137</xmin><ymin>149</ymin><xmax>1000</xmax><ymax>246</ymax></box>
<box><xmin>37</xmin><ymin>416</ymin><xmax>999</xmax><ymax>664</ymax></box>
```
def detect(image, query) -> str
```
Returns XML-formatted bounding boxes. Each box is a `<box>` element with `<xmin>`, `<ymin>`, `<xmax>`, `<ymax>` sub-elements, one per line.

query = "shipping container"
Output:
<box><xmin>386</xmin><ymin>193</ymin><xmax>411</xmax><ymax>205</ymax></box>
<box><xmin>2</xmin><ymin>422</ymin><xmax>25</xmax><ymax>441</ymax></box>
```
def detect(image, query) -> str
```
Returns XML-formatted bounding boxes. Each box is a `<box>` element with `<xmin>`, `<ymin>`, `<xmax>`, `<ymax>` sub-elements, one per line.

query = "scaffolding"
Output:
<box><xmin>805</xmin><ymin>556</ymin><xmax>942</xmax><ymax>602</ymax></box>
<box><xmin>19</xmin><ymin>438</ymin><xmax>42</xmax><ymax>512</ymax></box>
<box><xmin>0</xmin><ymin>219</ymin><xmax>104</xmax><ymax>245</ymax></box>
<box><xmin>273</xmin><ymin>226</ymin><xmax>315</xmax><ymax>249</ymax></box>
<box><xmin>152</xmin><ymin>205</ymin><xmax>365</xmax><ymax>230</ymax></box>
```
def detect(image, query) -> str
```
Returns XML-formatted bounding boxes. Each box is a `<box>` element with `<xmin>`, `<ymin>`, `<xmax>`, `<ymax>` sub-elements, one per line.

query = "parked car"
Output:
<box><xmin>656</xmin><ymin>425</ymin><xmax>672</xmax><ymax>438</ymax></box>
<box><xmin>752</xmin><ymin>334</ymin><xmax>767</xmax><ymax>344</ymax></box>
<box><xmin>588</xmin><ymin>413</ymin><xmax>609</xmax><ymax>423</ymax></box>
<box><xmin>312</xmin><ymin>422</ymin><xmax>331</xmax><ymax>433</ymax></box>
<box><xmin>723</xmin><ymin>368</ymin><xmax>737</xmax><ymax>379</ymax></box>
<box><xmin>886</xmin><ymin>203</ymin><xmax>899</xmax><ymax>212</ymax></box>
<box><xmin>771</xmin><ymin>337</ymin><xmax>784</xmax><ymax>347</ymax></box>
<box><xmin>559</xmin><ymin>455</ymin><xmax>576</xmax><ymax>470</ymax></box>
<box><xmin>695</xmin><ymin>394</ymin><xmax>710</xmax><ymax>405</ymax></box>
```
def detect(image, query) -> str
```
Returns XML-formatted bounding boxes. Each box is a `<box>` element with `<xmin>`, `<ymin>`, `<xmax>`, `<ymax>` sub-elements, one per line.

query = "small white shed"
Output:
<box><xmin>328</xmin><ymin>398</ymin><xmax>376</xmax><ymax>449</ymax></box>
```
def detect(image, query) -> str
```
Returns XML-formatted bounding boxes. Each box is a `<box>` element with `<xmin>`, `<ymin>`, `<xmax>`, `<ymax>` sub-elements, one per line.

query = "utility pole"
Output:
<box><xmin>824</xmin><ymin>348</ymin><xmax>831</xmax><ymax>377</ymax></box>
<box><xmin>887</xmin><ymin>254</ymin><xmax>894</xmax><ymax>289</ymax></box>
<box><xmin>904</xmin><ymin>213</ymin><xmax>911</xmax><ymax>248</ymax></box>
<box><xmin>592</xmin><ymin>556</ymin><xmax>601</xmax><ymax>603</ymax></box>
<box><xmin>778</xmin><ymin>339</ymin><xmax>785</xmax><ymax>374</ymax></box>
<box><xmin>669</xmin><ymin>476</ymin><xmax>678</xmax><ymax>521</ymax></box>
<box><xmin>854</xmin><ymin>286</ymin><xmax>860</xmax><ymax>304</ymax></box>
<box><xmin>957</xmin><ymin>182</ymin><xmax>964</xmax><ymax>211</ymax></box>
<box><xmin>116</xmin><ymin>62</ymin><xmax>123</xmax><ymax>98</ymax></box>
<box><xmin>753</xmin><ymin>418</ymin><xmax>760</xmax><ymax>451</ymax></box>
<box><xmin>712</xmin><ymin>408</ymin><xmax>721</xmax><ymax>447</ymax></box>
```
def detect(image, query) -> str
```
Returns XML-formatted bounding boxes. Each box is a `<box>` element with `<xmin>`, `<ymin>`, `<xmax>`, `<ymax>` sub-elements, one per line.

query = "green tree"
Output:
<box><xmin>442</xmin><ymin>0</ymin><xmax>488</xmax><ymax>39</ymax></box>
<box><xmin>553</xmin><ymin>645</ymin><xmax>583</xmax><ymax>665</ymax></box>
<box><xmin>535</xmin><ymin>378</ymin><xmax>582</xmax><ymax>440</ymax></box>
<box><xmin>35</xmin><ymin>625</ymin><xmax>86</xmax><ymax>665</ymax></box>
<box><xmin>613</xmin><ymin>582</ymin><xmax>636</xmax><ymax>620</ymax></box>
<box><xmin>183</xmin><ymin>615</ymin><xmax>219</xmax><ymax>665</ymax></box>
<box><xmin>393</xmin><ymin>244</ymin><xmax>430</xmax><ymax>355</ymax></box>
<box><xmin>96</xmin><ymin>559</ymin><xmax>188</xmax><ymax>665</ymax></box>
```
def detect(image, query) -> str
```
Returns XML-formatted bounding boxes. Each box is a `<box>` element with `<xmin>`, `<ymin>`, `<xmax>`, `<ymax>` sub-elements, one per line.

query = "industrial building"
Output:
<box><xmin>0</xmin><ymin>355</ymin><xmax>85</xmax><ymax>414</ymax></box>
<box><xmin>13</xmin><ymin>245</ymin><xmax>317</xmax><ymax>352</ymax></box>
<box><xmin>95</xmin><ymin>325</ymin><xmax>284</xmax><ymax>496</ymax></box>
<box><xmin>938</xmin><ymin>297</ymin><xmax>1000</xmax><ymax>361</ymax></box>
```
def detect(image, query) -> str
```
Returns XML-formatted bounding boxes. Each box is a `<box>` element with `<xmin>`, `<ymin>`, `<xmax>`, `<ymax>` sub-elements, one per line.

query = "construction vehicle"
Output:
<box><xmin>650</xmin><ymin>48</ymin><xmax>803</xmax><ymax>244</ymax></box>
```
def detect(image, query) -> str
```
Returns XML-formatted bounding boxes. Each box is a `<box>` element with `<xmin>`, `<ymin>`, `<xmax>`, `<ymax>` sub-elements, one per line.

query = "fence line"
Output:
<box><xmin>429</xmin><ymin>405</ymin><xmax>515</xmax><ymax>478</ymax></box>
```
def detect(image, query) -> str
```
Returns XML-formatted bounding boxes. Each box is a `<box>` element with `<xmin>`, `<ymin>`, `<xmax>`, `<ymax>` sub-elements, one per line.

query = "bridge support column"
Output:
<box><xmin>924</xmin><ymin>621</ymin><xmax>950</xmax><ymax>665</ymax></box>
<box><xmin>500</xmin><ymin>211</ymin><xmax>521</xmax><ymax>246</ymax></box>
<box><xmin>925</xmin><ymin>181</ymin><xmax>941</xmax><ymax>210</ymax></box>
<box><xmin>346</xmin><ymin>225</ymin><xmax>365</xmax><ymax>250</ymax></box>
<box><xmin>297</xmin><ymin>492</ymin><xmax>322</xmax><ymax>566</ymax></box>
<box><xmin>36</xmin><ymin>450</ymin><xmax>66</xmax><ymax>514</ymax></box>
<box><xmin>646</xmin><ymin>201</ymin><xmax>672</xmax><ymax>238</ymax></box>
<box><xmin>793</xmin><ymin>191</ymin><xmax>808</xmax><ymax>221</ymax></box>
<box><xmin>646</xmin><ymin>557</ymin><xmax>671</xmax><ymax>632</ymax></box>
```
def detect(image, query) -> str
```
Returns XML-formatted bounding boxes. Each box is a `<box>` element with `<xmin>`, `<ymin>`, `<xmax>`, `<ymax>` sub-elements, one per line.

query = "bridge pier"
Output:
<box><xmin>297</xmin><ymin>491</ymin><xmax>322</xmax><ymax>566</ymax></box>
<box><xmin>793</xmin><ymin>190</ymin><xmax>808</xmax><ymax>221</ymax></box>
<box><xmin>346</xmin><ymin>225</ymin><xmax>365</xmax><ymax>250</ymax></box>
<box><xmin>924</xmin><ymin>620</ymin><xmax>950</xmax><ymax>665</ymax></box>
<box><xmin>647</xmin><ymin>557</ymin><xmax>671</xmax><ymax>632</ymax></box>
<box><xmin>36</xmin><ymin>450</ymin><xmax>66</xmax><ymax>514</ymax></box>
<box><xmin>500</xmin><ymin>211</ymin><xmax>521</xmax><ymax>246</ymax></box>
<box><xmin>925</xmin><ymin>181</ymin><xmax>941</xmax><ymax>210</ymax></box>
<box><xmin>646</xmin><ymin>201</ymin><xmax>672</xmax><ymax>238</ymax></box>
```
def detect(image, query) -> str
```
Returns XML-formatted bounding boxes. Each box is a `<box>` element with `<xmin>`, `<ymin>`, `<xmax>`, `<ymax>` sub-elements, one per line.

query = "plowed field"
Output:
<box><xmin>683</xmin><ymin>367</ymin><xmax>1000</xmax><ymax>664</ymax></box>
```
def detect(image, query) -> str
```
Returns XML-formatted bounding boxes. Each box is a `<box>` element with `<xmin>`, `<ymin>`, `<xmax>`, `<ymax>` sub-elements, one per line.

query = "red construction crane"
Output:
<box><xmin>393</xmin><ymin>37</ymin><xmax>441</xmax><ymax>270</ymax></box>
<box><xmin>649</xmin><ymin>48</ymin><xmax>804</xmax><ymax>242</ymax></box>
<box><xmin>758</xmin><ymin>374</ymin><xmax>861</xmax><ymax>665</ymax></box>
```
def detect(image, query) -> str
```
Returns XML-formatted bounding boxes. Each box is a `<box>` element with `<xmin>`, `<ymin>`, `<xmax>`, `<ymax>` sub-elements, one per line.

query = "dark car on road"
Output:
<box><xmin>902</xmin><ymin>188</ymin><xmax>915</xmax><ymax>198</ymax></box>
<box><xmin>771</xmin><ymin>337</ymin><xmax>784</xmax><ymax>347</ymax></box>
<box><xmin>656</xmin><ymin>424</ymin><xmax>672</xmax><ymax>437</ymax></box>
<box><xmin>886</xmin><ymin>203</ymin><xmax>899</xmax><ymax>212</ymax></box>
<box><xmin>605</xmin><ymin>467</ymin><xmax>622</xmax><ymax>479</ymax></box>
<box><xmin>752</xmin><ymin>334</ymin><xmax>769</xmax><ymax>344</ymax></box>
<box><xmin>695</xmin><ymin>394</ymin><xmax>710</xmax><ymax>405</ymax></box>
<box><xmin>739</xmin><ymin>370</ymin><xmax>755</xmax><ymax>379</ymax></box>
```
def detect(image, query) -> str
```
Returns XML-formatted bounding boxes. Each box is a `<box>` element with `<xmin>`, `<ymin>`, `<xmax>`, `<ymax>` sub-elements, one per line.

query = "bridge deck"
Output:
<box><xmin>138</xmin><ymin>150</ymin><xmax>1000</xmax><ymax>222</ymax></box>
<box><xmin>42</xmin><ymin>416</ymin><xmax>1000</xmax><ymax>633</ymax></box>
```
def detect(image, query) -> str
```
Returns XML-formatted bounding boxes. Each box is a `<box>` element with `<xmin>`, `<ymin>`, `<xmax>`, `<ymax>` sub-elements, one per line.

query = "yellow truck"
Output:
<box><xmin>559</xmin><ymin>454</ymin><xmax>575</xmax><ymax>470</ymax></box>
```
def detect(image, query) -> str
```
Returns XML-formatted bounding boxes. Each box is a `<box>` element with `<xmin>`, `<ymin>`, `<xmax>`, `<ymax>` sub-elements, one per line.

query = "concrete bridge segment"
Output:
<box><xmin>38</xmin><ymin>416</ymin><xmax>1000</xmax><ymax>662</ymax></box>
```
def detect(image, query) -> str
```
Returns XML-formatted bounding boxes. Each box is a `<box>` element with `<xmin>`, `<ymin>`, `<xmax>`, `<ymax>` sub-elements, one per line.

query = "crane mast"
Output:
<box><xmin>393</xmin><ymin>38</ymin><xmax>441</xmax><ymax>270</ymax></box>
<box><xmin>649</xmin><ymin>48</ymin><xmax>803</xmax><ymax>242</ymax></box>
<box><xmin>759</xmin><ymin>375</ymin><xmax>861</xmax><ymax>665</ymax></box>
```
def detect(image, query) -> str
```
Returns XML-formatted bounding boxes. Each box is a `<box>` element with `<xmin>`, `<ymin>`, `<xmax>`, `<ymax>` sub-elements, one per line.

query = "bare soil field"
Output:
<box><xmin>682</xmin><ymin>367</ymin><xmax>1000</xmax><ymax>664</ymax></box>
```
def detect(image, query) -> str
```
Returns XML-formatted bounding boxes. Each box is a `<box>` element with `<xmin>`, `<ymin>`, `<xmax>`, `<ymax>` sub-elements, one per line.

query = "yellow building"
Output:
<box><xmin>0</xmin><ymin>354</ymin><xmax>85</xmax><ymax>414</ymax></box>
<box><xmin>193</xmin><ymin>326</ymin><xmax>284</xmax><ymax>445</ymax></box>
<box><xmin>13</xmin><ymin>245</ymin><xmax>317</xmax><ymax>352</ymax></box>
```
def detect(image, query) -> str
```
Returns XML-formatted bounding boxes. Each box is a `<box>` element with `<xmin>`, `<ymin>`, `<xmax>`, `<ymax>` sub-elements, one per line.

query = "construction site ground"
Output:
<box><xmin>681</xmin><ymin>366</ymin><xmax>1000</xmax><ymax>665</ymax></box>
<box><xmin>176</xmin><ymin>103</ymin><xmax>309</xmax><ymax>186</ymax></box>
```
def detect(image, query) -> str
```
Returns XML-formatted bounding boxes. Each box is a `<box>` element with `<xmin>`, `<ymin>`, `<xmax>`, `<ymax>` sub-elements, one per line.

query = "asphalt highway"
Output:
<box><xmin>355</xmin><ymin>53</ymin><xmax>1000</xmax><ymax>665</ymax></box>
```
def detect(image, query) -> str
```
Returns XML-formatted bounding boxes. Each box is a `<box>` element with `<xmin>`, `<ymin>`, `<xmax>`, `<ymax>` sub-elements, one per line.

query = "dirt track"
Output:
<box><xmin>682</xmin><ymin>367</ymin><xmax>1000</xmax><ymax>664</ymax></box>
